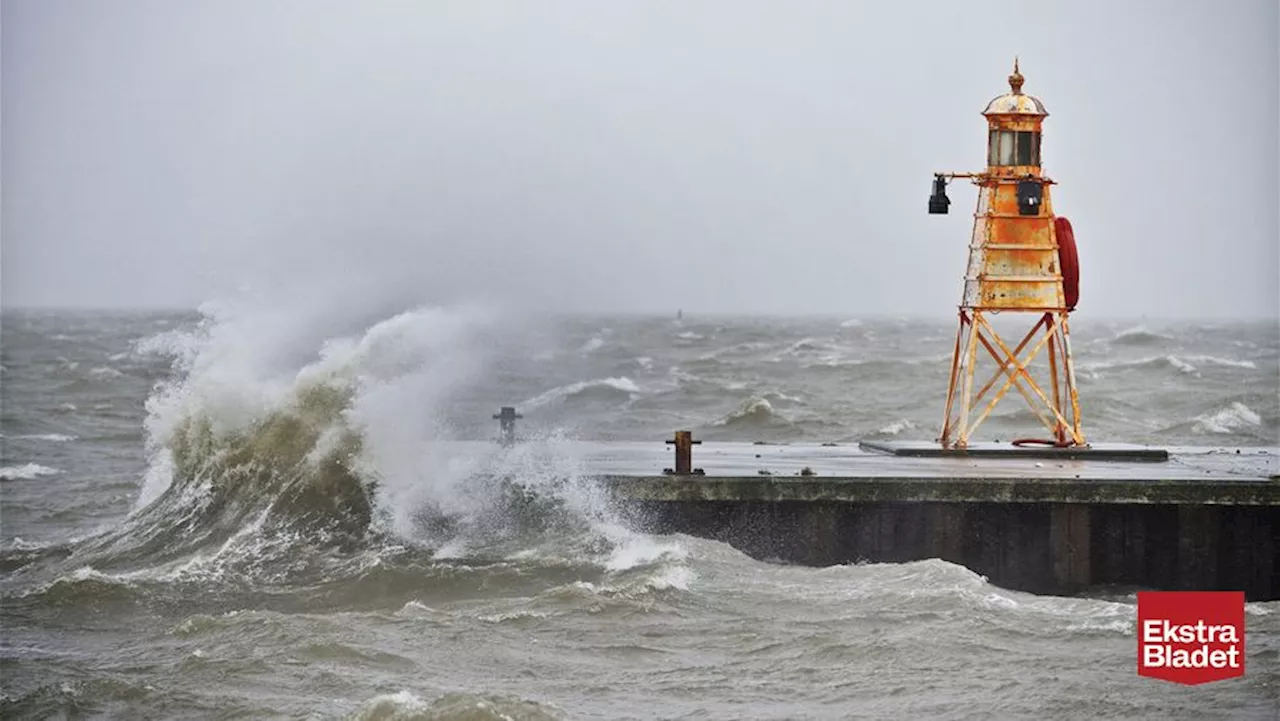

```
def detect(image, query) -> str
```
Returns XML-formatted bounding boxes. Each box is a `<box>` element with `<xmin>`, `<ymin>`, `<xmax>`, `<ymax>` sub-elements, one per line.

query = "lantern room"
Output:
<box><xmin>983</xmin><ymin>60</ymin><xmax>1047</xmax><ymax>177</ymax></box>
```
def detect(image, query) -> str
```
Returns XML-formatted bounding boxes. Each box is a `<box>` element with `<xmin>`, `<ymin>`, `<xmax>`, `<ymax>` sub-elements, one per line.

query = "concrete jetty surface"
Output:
<box><xmin>528</xmin><ymin>441</ymin><xmax>1277</xmax><ymax>600</ymax></box>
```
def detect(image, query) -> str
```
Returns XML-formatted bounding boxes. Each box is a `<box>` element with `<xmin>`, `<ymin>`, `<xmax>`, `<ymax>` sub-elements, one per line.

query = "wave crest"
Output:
<box><xmin>1193</xmin><ymin>402</ymin><xmax>1263</xmax><ymax>434</ymax></box>
<box><xmin>519</xmin><ymin>377</ymin><xmax>640</xmax><ymax>411</ymax></box>
<box><xmin>1110</xmin><ymin>327</ymin><xmax>1173</xmax><ymax>346</ymax></box>
<box><xmin>0</xmin><ymin>463</ymin><xmax>62</xmax><ymax>481</ymax></box>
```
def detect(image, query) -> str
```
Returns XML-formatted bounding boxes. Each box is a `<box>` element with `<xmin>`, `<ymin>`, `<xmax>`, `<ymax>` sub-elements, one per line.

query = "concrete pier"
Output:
<box><xmin>571</xmin><ymin>442</ymin><xmax>1280</xmax><ymax>600</ymax></box>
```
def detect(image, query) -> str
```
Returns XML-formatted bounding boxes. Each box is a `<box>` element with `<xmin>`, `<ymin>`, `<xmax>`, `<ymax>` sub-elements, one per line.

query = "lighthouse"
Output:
<box><xmin>929</xmin><ymin>60</ymin><xmax>1085</xmax><ymax>449</ymax></box>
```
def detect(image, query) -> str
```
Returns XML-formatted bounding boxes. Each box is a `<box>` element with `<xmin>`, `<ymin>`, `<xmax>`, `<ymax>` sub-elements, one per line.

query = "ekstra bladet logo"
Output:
<box><xmin>1137</xmin><ymin>591</ymin><xmax>1245</xmax><ymax>685</ymax></box>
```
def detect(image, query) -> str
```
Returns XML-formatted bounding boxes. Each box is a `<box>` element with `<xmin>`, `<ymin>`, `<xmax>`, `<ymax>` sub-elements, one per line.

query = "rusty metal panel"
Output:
<box><xmin>962</xmin><ymin>187</ymin><xmax>991</xmax><ymax>308</ymax></box>
<box><xmin>961</xmin><ymin>179</ymin><xmax>1065</xmax><ymax>311</ymax></box>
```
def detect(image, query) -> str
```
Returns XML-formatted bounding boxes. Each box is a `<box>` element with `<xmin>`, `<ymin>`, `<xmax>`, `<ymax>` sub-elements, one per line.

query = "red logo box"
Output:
<box><xmin>1137</xmin><ymin>591</ymin><xmax>1245</xmax><ymax>685</ymax></box>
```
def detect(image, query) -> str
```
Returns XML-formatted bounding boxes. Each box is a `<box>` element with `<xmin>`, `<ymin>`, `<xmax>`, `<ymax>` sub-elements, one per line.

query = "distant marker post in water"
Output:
<box><xmin>928</xmin><ymin>59</ymin><xmax>1086</xmax><ymax>450</ymax></box>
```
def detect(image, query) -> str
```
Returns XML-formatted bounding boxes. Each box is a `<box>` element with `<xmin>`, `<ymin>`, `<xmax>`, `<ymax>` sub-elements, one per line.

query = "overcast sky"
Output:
<box><xmin>3</xmin><ymin>0</ymin><xmax>1277</xmax><ymax>319</ymax></box>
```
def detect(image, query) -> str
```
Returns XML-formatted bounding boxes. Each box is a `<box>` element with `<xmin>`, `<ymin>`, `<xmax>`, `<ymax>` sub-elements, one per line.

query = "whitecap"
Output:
<box><xmin>6</xmin><ymin>433</ymin><xmax>76</xmax><ymax>443</ymax></box>
<box><xmin>875</xmin><ymin>419</ymin><xmax>916</xmax><ymax>436</ymax></box>
<box><xmin>1184</xmin><ymin>355</ymin><xmax>1258</xmax><ymax>370</ymax></box>
<box><xmin>477</xmin><ymin>609</ymin><xmax>551</xmax><ymax>624</ymax></box>
<box><xmin>604</xmin><ymin>535</ymin><xmax>687</xmax><ymax>572</ymax></box>
<box><xmin>713</xmin><ymin>396</ymin><xmax>783</xmax><ymax>427</ymax></box>
<box><xmin>519</xmin><ymin>377</ymin><xmax>641</xmax><ymax>411</ymax></box>
<box><xmin>0</xmin><ymin>463</ymin><xmax>62</xmax><ymax>480</ymax></box>
<box><xmin>1166</xmin><ymin>356</ymin><xmax>1198</xmax><ymax>375</ymax></box>
<box><xmin>1193</xmin><ymin>402</ymin><xmax>1263</xmax><ymax>434</ymax></box>
<box><xmin>1111</xmin><ymin>326</ymin><xmax>1173</xmax><ymax>345</ymax></box>
<box><xmin>1078</xmin><ymin>355</ymin><xmax>1198</xmax><ymax>375</ymax></box>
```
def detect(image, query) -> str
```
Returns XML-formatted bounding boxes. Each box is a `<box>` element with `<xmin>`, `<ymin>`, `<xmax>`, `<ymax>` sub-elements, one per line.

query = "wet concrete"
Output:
<box><xmin>588</xmin><ymin>443</ymin><xmax>1279</xmax><ymax>600</ymax></box>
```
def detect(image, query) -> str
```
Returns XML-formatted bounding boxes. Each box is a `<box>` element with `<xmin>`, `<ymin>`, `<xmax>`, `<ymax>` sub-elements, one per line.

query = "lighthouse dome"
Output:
<box><xmin>983</xmin><ymin>92</ymin><xmax>1048</xmax><ymax>117</ymax></box>
<box><xmin>982</xmin><ymin>60</ymin><xmax>1048</xmax><ymax>117</ymax></box>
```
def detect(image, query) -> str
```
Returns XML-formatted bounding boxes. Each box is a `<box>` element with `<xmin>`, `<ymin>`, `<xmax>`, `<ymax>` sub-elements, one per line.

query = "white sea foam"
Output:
<box><xmin>1184</xmin><ymin>355</ymin><xmax>1258</xmax><ymax>370</ymax></box>
<box><xmin>1193</xmin><ymin>402</ymin><xmax>1263</xmax><ymax>434</ymax></box>
<box><xmin>1167</xmin><ymin>356</ymin><xmax>1198</xmax><ymax>374</ymax></box>
<box><xmin>349</xmin><ymin>691</ymin><xmax>560</xmax><ymax>721</ymax></box>
<box><xmin>5</xmin><ymin>537</ymin><xmax>49</xmax><ymax>551</ymax></box>
<box><xmin>350</xmin><ymin>691</ymin><xmax>430</xmax><ymax>719</ymax></box>
<box><xmin>713</xmin><ymin>396</ymin><xmax>782</xmax><ymax>427</ymax></box>
<box><xmin>1111</xmin><ymin>326</ymin><xmax>1173</xmax><ymax>345</ymax></box>
<box><xmin>876</xmin><ymin>419</ymin><xmax>916</xmax><ymax>436</ymax></box>
<box><xmin>604</xmin><ymin>532</ymin><xmax>688</xmax><ymax>572</ymax></box>
<box><xmin>0</xmin><ymin>463</ymin><xmax>62</xmax><ymax>480</ymax></box>
<box><xmin>519</xmin><ymin>377</ymin><xmax>641</xmax><ymax>411</ymax></box>
<box><xmin>89</xmin><ymin>366</ymin><xmax>124</xmax><ymax>379</ymax></box>
<box><xmin>1079</xmin><ymin>355</ymin><xmax>1201</xmax><ymax>376</ymax></box>
<box><xmin>3</xmin><ymin>433</ymin><xmax>77</xmax><ymax>443</ymax></box>
<box><xmin>477</xmin><ymin>609</ymin><xmax>551</xmax><ymax>624</ymax></box>
<box><xmin>578</xmin><ymin>336</ymin><xmax>605</xmax><ymax>354</ymax></box>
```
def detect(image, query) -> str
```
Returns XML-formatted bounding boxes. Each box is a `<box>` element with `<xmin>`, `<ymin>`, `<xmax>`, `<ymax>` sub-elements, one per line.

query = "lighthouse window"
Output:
<box><xmin>988</xmin><ymin>131</ymin><xmax>1041</xmax><ymax>166</ymax></box>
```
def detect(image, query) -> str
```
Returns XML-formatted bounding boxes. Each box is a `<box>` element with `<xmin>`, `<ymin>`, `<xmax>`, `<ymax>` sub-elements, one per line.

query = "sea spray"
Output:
<box><xmin>110</xmin><ymin>298</ymin><xmax>683</xmax><ymax>584</ymax></box>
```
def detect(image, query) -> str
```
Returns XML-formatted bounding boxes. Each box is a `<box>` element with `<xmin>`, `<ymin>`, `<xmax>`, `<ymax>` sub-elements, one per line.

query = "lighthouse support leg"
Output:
<box><xmin>1047</xmin><ymin>313</ymin><xmax>1065</xmax><ymax>444</ymax></box>
<box><xmin>940</xmin><ymin>311</ymin><xmax>969</xmax><ymax>447</ymax></box>
<box><xmin>940</xmin><ymin>310</ymin><xmax>1087</xmax><ymax>449</ymax></box>
<box><xmin>951</xmin><ymin>312</ymin><xmax>983</xmax><ymax>448</ymax></box>
<box><xmin>1058</xmin><ymin>313</ymin><xmax>1085</xmax><ymax>445</ymax></box>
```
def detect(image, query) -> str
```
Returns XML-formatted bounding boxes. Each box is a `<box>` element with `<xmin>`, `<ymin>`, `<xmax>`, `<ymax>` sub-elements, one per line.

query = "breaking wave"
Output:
<box><xmin>350</xmin><ymin>691</ymin><xmax>564</xmax><ymax>721</ymax></box>
<box><xmin>3</xmin><ymin>433</ymin><xmax>77</xmax><ymax>443</ymax></box>
<box><xmin>1192</xmin><ymin>402</ymin><xmax>1263</xmax><ymax>434</ymax></box>
<box><xmin>1075</xmin><ymin>354</ymin><xmax>1253</xmax><ymax>376</ymax></box>
<box><xmin>0</xmin><ymin>463</ymin><xmax>62</xmax><ymax>481</ymax></box>
<box><xmin>874</xmin><ymin>419</ymin><xmax>916</xmax><ymax>436</ymax></box>
<box><xmin>1110</xmin><ymin>327</ymin><xmax>1174</xmax><ymax>346</ymax></box>
<box><xmin>519</xmin><ymin>377</ymin><xmax>641</xmax><ymax>411</ymax></box>
<box><xmin>577</xmin><ymin>336</ymin><xmax>606</xmax><ymax>354</ymax></box>
<box><xmin>4</xmin><ymin>298</ymin><xmax>691</xmax><ymax>603</ymax></box>
<box><xmin>1184</xmin><ymin>355</ymin><xmax>1258</xmax><ymax>370</ymax></box>
<box><xmin>713</xmin><ymin>396</ymin><xmax>790</xmax><ymax>430</ymax></box>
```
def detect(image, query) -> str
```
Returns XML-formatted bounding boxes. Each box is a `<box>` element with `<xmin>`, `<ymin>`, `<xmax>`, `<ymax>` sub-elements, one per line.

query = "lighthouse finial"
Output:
<box><xmin>1008</xmin><ymin>57</ymin><xmax>1024</xmax><ymax>94</ymax></box>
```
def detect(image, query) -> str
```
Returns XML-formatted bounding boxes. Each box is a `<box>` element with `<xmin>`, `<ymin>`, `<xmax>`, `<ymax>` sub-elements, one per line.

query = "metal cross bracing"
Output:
<box><xmin>940</xmin><ymin>309</ymin><xmax>1084</xmax><ymax>449</ymax></box>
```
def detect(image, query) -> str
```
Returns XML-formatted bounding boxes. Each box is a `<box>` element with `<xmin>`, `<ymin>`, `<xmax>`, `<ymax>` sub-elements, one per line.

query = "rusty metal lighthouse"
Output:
<box><xmin>929</xmin><ymin>60</ymin><xmax>1085</xmax><ymax>449</ymax></box>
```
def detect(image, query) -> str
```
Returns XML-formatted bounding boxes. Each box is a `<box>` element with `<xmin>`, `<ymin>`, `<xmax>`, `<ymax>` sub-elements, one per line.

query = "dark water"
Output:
<box><xmin>2</xmin><ymin>307</ymin><xmax>1277</xmax><ymax>719</ymax></box>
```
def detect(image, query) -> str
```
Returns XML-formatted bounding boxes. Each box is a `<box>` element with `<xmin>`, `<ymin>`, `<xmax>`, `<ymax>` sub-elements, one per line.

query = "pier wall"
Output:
<box><xmin>620</xmin><ymin>499</ymin><xmax>1279</xmax><ymax>600</ymax></box>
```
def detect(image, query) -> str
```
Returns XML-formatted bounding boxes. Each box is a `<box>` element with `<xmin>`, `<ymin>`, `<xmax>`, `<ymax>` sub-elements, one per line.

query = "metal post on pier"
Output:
<box><xmin>664</xmin><ymin>430</ymin><xmax>704</xmax><ymax>475</ymax></box>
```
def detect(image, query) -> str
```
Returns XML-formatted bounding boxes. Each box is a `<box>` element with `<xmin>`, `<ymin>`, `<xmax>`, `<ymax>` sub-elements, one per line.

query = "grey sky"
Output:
<box><xmin>3</xmin><ymin>0</ymin><xmax>1277</xmax><ymax>318</ymax></box>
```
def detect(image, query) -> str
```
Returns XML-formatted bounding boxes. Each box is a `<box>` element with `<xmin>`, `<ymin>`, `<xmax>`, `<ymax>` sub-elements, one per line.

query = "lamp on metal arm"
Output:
<box><xmin>928</xmin><ymin>175</ymin><xmax>950</xmax><ymax>214</ymax></box>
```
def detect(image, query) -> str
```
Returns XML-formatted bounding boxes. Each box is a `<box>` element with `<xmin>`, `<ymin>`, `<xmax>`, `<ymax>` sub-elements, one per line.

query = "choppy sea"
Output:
<box><xmin>2</xmin><ymin>306</ymin><xmax>1277</xmax><ymax>719</ymax></box>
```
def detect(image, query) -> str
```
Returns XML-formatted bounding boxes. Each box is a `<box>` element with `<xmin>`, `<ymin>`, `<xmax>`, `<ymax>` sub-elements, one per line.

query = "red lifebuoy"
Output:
<box><xmin>1055</xmin><ymin>216</ymin><xmax>1080</xmax><ymax>311</ymax></box>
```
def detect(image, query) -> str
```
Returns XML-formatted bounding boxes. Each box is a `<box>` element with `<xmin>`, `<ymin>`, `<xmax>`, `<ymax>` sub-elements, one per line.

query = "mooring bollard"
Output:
<box><xmin>664</xmin><ymin>430</ymin><xmax>704</xmax><ymax>475</ymax></box>
<box><xmin>493</xmin><ymin>406</ymin><xmax>522</xmax><ymax>445</ymax></box>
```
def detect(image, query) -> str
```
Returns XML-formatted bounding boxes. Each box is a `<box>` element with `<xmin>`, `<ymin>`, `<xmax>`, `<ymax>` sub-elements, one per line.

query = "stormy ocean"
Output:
<box><xmin>2</xmin><ymin>306</ymin><xmax>1277</xmax><ymax>719</ymax></box>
